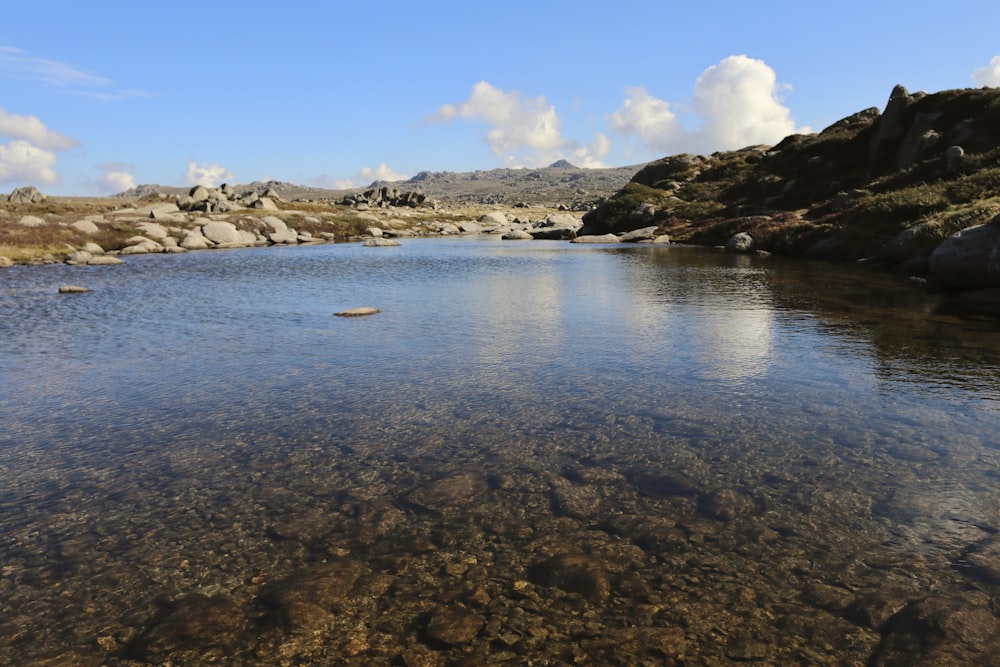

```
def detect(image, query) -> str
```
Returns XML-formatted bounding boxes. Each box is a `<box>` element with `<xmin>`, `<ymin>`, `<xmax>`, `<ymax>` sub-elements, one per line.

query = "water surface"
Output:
<box><xmin>2</xmin><ymin>238</ymin><xmax>999</xmax><ymax>665</ymax></box>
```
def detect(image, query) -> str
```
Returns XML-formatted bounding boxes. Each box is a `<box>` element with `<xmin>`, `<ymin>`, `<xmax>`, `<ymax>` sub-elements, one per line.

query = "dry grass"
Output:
<box><xmin>0</xmin><ymin>196</ymin><xmax>553</xmax><ymax>264</ymax></box>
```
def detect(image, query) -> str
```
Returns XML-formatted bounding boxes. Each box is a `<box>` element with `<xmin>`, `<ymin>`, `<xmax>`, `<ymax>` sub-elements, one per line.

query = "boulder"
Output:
<box><xmin>251</xmin><ymin>197</ymin><xmax>279</xmax><ymax>211</ymax></box>
<box><xmin>883</xmin><ymin>221</ymin><xmax>943</xmax><ymax>264</ymax></box>
<box><xmin>136</xmin><ymin>202</ymin><xmax>181</xmax><ymax>218</ymax></box>
<box><xmin>618</xmin><ymin>226</ymin><xmax>659</xmax><ymax>243</ymax></box>
<box><xmin>82</xmin><ymin>242</ymin><xmax>105</xmax><ymax>254</ymax></box>
<box><xmin>0</xmin><ymin>256</ymin><xmax>14</xmax><ymax>268</ymax></box>
<box><xmin>530</xmin><ymin>213</ymin><xmax>583</xmax><ymax>240</ymax></box>
<box><xmin>180</xmin><ymin>231</ymin><xmax>212</xmax><ymax>250</ymax></box>
<box><xmin>945</xmin><ymin>145</ymin><xmax>965</xmax><ymax>169</ymax></box>
<box><xmin>502</xmin><ymin>229</ymin><xmax>534</xmax><ymax>240</ymax></box>
<box><xmin>334</xmin><ymin>307</ymin><xmax>382</xmax><ymax>317</ymax></box>
<box><xmin>69</xmin><ymin>219</ymin><xmax>101</xmax><ymax>234</ymax></box>
<box><xmin>652</xmin><ymin>234</ymin><xmax>671</xmax><ymax>244</ymax></box>
<box><xmin>201</xmin><ymin>220</ymin><xmax>255</xmax><ymax>246</ymax></box>
<box><xmin>260</xmin><ymin>216</ymin><xmax>298</xmax><ymax>244</ymax></box>
<box><xmin>571</xmin><ymin>234</ymin><xmax>620</xmax><ymax>244</ymax></box>
<box><xmin>65</xmin><ymin>250</ymin><xmax>93</xmax><ymax>265</ymax></box>
<box><xmin>120</xmin><ymin>237</ymin><xmax>164</xmax><ymax>255</ymax></box>
<box><xmin>86</xmin><ymin>255</ymin><xmax>125</xmax><ymax>265</ymax></box>
<box><xmin>7</xmin><ymin>186</ymin><xmax>46</xmax><ymax>203</ymax></box>
<box><xmin>459</xmin><ymin>221</ymin><xmax>482</xmax><ymax>234</ymax></box>
<box><xmin>365</xmin><ymin>226</ymin><xmax>383</xmax><ymax>237</ymax></box>
<box><xmin>725</xmin><ymin>232</ymin><xmax>754</xmax><ymax>253</ymax></box>
<box><xmin>928</xmin><ymin>218</ymin><xmax>1000</xmax><ymax>289</ymax></box>
<box><xmin>17</xmin><ymin>215</ymin><xmax>46</xmax><ymax>227</ymax></box>
<box><xmin>479</xmin><ymin>211</ymin><xmax>510</xmax><ymax>226</ymax></box>
<box><xmin>136</xmin><ymin>221</ymin><xmax>169</xmax><ymax>240</ymax></box>
<box><xmin>363</xmin><ymin>238</ymin><xmax>400</xmax><ymax>247</ymax></box>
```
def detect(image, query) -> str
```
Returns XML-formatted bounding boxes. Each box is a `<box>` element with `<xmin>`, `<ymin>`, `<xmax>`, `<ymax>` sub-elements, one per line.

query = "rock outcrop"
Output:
<box><xmin>7</xmin><ymin>186</ymin><xmax>46</xmax><ymax>204</ymax></box>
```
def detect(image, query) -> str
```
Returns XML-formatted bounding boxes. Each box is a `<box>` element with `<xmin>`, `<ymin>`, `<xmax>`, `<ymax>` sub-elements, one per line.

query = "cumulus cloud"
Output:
<box><xmin>609</xmin><ymin>55</ymin><xmax>807</xmax><ymax>157</ymax></box>
<box><xmin>318</xmin><ymin>163</ymin><xmax>410</xmax><ymax>189</ymax></box>
<box><xmin>973</xmin><ymin>55</ymin><xmax>1000</xmax><ymax>87</ymax></box>
<box><xmin>185</xmin><ymin>161</ymin><xmax>233</xmax><ymax>187</ymax></box>
<box><xmin>0</xmin><ymin>107</ymin><xmax>79</xmax><ymax>185</ymax></box>
<box><xmin>94</xmin><ymin>162</ymin><xmax>136</xmax><ymax>193</ymax></box>
<box><xmin>431</xmin><ymin>81</ymin><xmax>596</xmax><ymax>167</ymax></box>
<box><xmin>0</xmin><ymin>139</ymin><xmax>60</xmax><ymax>185</ymax></box>
<box><xmin>359</xmin><ymin>163</ymin><xmax>408</xmax><ymax>184</ymax></box>
<box><xmin>572</xmin><ymin>132</ymin><xmax>612</xmax><ymax>168</ymax></box>
<box><xmin>608</xmin><ymin>86</ymin><xmax>684</xmax><ymax>153</ymax></box>
<box><xmin>0</xmin><ymin>108</ymin><xmax>80</xmax><ymax>150</ymax></box>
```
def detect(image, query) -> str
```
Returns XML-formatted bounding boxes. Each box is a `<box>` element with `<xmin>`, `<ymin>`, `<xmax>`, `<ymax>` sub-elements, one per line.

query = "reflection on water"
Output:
<box><xmin>2</xmin><ymin>238</ymin><xmax>1000</xmax><ymax>665</ymax></box>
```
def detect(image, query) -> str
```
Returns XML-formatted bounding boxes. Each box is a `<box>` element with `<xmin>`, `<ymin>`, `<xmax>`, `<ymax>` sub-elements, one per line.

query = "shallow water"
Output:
<box><xmin>2</xmin><ymin>238</ymin><xmax>1000</xmax><ymax>665</ymax></box>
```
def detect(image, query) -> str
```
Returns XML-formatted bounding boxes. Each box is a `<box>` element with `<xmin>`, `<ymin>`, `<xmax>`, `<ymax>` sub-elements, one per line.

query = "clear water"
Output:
<box><xmin>2</xmin><ymin>238</ymin><xmax>999</xmax><ymax>664</ymax></box>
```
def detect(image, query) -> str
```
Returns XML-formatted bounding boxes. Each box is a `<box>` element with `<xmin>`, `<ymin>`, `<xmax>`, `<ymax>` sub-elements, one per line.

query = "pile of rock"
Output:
<box><xmin>469</xmin><ymin>211</ymin><xmax>668</xmax><ymax>244</ymax></box>
<box><xmin>341</xmin><ymin>187</ymin><xmax>433</xmax><ymax>210</ymax></box>
<box><xmin>175</xmin><ymin>184</ymin><xmax>280</xmax><ymax>213</ymax></box>
<box><xmin>7</xmin><ymin>186</ymin><xmax>46</xmax><ymax>204</ymax></box>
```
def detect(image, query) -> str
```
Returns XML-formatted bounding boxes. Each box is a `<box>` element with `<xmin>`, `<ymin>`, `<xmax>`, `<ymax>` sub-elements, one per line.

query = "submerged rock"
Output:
<box><xmin>127</xmin><ymin>594</ymin><xmax>247</xmax><ymax>664</ymax></box>
<box><xmin>407</xmin><ymin>470</ymin><xmax>491</xmax><ymax>513</ymax></box>
<box><xmin>529</xmin><ymin>553</ymin><xmax>612</xmax><ymax>602</ymax></box>
<box><xmin>870</xmin><ymin>596</ymin><xmax>1000</xmax><ymax>666</ymax></box>
<box><xmin>425</xmin><ymin>603</ymin><xmax>484</xmax><ymax>645</ymax></box>
<box><xmin>334</xmin><ymin>307</ymin><xmax>381</xmax><ymax>317</ymax></box>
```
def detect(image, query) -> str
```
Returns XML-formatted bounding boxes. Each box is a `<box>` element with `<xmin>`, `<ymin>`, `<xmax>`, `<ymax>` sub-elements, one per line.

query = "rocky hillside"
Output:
<box><xmin>116</xmin><ymin>161</ymin><xmax>642</xmax><ymax>211</ymax></box>
<box><xmin>582</xmin><ymin>85</ymin><xmax>1000</xmax><ymax>293</ymax></box>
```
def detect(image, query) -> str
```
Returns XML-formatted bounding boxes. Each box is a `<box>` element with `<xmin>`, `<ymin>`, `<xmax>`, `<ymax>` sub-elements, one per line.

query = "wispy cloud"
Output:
<box><xmin>0</xmin><ymin>45</ymin><xmax>147</xmax><ymax>99</ymax></box>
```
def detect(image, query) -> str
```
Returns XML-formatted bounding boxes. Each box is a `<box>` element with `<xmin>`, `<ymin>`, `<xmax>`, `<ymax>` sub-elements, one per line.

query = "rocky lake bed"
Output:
<box><xmin>5</xmin><ymin>84</ymin><xmax>1000</xmax><ymax>665</ymax></box>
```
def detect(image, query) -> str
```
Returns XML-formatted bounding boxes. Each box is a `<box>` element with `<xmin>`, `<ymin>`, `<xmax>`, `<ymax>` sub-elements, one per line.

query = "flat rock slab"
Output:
<box><xmin>58</xmin><ymin>285</ymin><xmax>91</xmax><ymax>293</ymax></box>
<box><xmin>334</xmin><ymin>307</ymin><xmax>381</xmax><ymax>317</ymax></box>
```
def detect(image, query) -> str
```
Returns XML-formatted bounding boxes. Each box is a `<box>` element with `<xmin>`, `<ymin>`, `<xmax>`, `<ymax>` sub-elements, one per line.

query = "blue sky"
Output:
<box><xmin>3</xmin><ymin>0</ymin><xmax>1000</xmax><ymax>195</ymax></box>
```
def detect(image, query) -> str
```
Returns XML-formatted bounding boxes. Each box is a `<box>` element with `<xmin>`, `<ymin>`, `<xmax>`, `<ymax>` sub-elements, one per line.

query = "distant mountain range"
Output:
<box><xmin>117</xmin><ymin>161</ymin><xmax>645</xmax><ymax>208</ymax></box>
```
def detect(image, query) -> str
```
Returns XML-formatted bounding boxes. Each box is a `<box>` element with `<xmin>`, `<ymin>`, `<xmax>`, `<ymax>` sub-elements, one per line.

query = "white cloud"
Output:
<box><xmin>429</xmin><ymin>81</ymin><xmax>570</xmax><ymax>166</ymax></box>
<box><xmin>359</xmin><ymin>163</ymin><xmax>409</xmax><ymax>184</ymax></box>
<box><xmin>693</xmin><ymin>55</ymin><xmax>802</xmax><ymax>150</ymax></box>
<box><xmin>0</xmin><ymin>45</ymin><xmax>146</xmax><ymax>100</ymax></box>
<box><xmin>608</xmin><ymin>86</ymin><xmax>684</xmax><ymax>153</ymax></box>
<box><xmin>973</xmin><ymin>55</ymin><xmax>1000</xmax><ymax>87</ymax></box>
<box><xmin>318</xmin><ymin>163</ymin><xmax>410</xmax><ymax>189</ymax></box>
<box><xmin>572</xmin><ymin>132</ymin><xmax>612</xmax><ymax>168</ymax></box>
<box><xmin>185</xmin><ymin>161</ymin><xmax>233</xmax><ymax>187</ymax></box>
<box><xmin>609</xmin><ymin>55</ymin><xmax>807</xmax><ymax>157</ymax></box>
<box><xmin>95</xmin><ymin>163</ymin><xmax>136</xmax><ymax>193</ymax></box>
<box><xmin>0</xmin><ymin>108</ymin><xmax>78</xmax><ymax>186</ymax></box>
<box><xmin>0</xmin><ymin>139</ymin><xmax>60</xmax><ymax>185</ymax></box>
<box><xmin>0</xmin><ymin>107</ymin><xmax>80</xmax><ymax>150</ymax></box>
